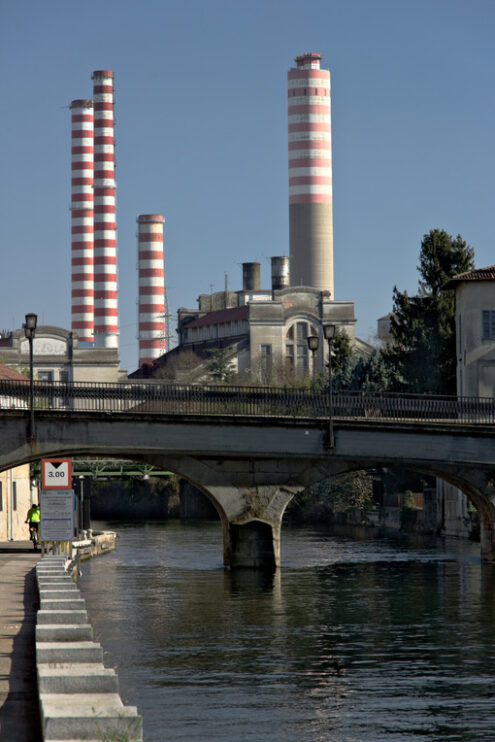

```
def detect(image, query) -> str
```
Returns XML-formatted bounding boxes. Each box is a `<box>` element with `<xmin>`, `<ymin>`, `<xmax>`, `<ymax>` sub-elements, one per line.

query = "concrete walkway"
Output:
<box><xmin>0</xmin><ymin>541</ymin><xmax>42</xmax><ymax>741</ymax></box>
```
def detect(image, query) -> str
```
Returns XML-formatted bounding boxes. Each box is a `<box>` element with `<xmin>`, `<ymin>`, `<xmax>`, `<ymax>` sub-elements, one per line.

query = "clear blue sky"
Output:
<box><xmin>1</xmin><ymin>0</ymin><xmax>494</xmax><ymax>373</ymax></box>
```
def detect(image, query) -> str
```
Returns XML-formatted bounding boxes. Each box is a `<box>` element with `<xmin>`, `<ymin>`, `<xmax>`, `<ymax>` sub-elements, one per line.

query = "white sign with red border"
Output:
<box><xmin>41</xmin><ymin>458</ymin><xmax>72</xmax><ymax>490</ymax></box>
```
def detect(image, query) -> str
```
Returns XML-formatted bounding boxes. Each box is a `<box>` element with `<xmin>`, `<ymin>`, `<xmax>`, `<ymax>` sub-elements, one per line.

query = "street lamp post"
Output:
<box><xmin>23</xmin><ymin>313</ymin><xmax>37</xmax><ymax>442</ymax></box>
<box><xmin>307</xmin><ymin>335</ymin><xmax>319</xmax><ymax>381</ymax></box>
<box><xmin>323</xmin><ymin>324</ymin><xmax>336</xmax><ymax>449</ymax></box>
<box><xmin>78</xmin><ymin>475</ymin><xmax>84</xmax><ymax>536</ymax></box>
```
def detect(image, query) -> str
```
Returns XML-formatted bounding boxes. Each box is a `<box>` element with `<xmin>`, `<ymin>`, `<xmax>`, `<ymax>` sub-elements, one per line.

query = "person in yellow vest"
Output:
<box><xmin>25</xmin><ymin>503</ymin><xmax>40</xmax><ymax>541</ymax></box>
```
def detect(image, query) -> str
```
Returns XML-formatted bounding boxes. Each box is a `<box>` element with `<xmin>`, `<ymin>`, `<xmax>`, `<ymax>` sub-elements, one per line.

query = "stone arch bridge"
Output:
<box><xmin>2</xmin><ymin>379</ymin><xmax>495</xmax><ymax>568</ymax></box>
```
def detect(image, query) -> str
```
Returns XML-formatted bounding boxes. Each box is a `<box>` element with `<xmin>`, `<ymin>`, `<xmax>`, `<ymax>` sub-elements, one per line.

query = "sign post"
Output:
<box><xmin>40</xmin><ymin>458</ymin><xmax>74</xmax><ymax>554</ymax></box>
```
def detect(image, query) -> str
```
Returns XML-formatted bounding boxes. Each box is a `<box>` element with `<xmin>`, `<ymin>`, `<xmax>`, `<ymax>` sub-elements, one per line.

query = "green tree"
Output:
<box><xmin>205</xmin><ymin>347</ymin><xmax>236</xmax><ymax>383</ymax></box>
<box><xmin>313</xmin><ymin>329</ymin><xmax>354</xmax><ymax>391</ymax></box>
<box><xmin>384</xmin><ymin>229</ymin><xmax>474</xmax><ymax>394</ymax></box>
<box><xmin>347</xmin><ymin>349</ymin><xmax>395</xmax><ymax>392</ymax></box>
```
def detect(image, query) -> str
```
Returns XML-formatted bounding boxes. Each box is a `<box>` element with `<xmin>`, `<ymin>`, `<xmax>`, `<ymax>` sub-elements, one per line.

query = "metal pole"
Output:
<box><xmin>79</xmin><ymin>476</ymin><xmax>84</xmax><ymax>535</ymax></box>
<box><xmin>29</xmin><ymin>334</ymin><xmax>34</xmax><ymax>441</ymax></box>
<box><xmin>328</xmin><ymin>338</ymin><xmax>334</xmax><ymax>449</ymax></box>
<box><xmin>24</xmin><ymin>313</ymin><xmax>37</xmax><ymax>443</ymax></box>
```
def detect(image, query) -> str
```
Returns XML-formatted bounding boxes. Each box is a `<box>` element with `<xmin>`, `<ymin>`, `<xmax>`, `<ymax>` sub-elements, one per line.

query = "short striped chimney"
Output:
<box><xmin>70</xmin><ymin>99</ymin><xmax>94</xmax><ymax>342</ymax></box>
<box><xmin>288</xmin><ymin>53</ymin><xmax>333</xmax><ymax>296</ymax></box>
<box><xmin>92</xmin><ymin>70</ymin><xmax>118</xmax><ymax>349</ymax></box>
<box><xmin>137</xmin><ymin>215</ymin><xmax>165</xmax><ymax>367</ymax></box>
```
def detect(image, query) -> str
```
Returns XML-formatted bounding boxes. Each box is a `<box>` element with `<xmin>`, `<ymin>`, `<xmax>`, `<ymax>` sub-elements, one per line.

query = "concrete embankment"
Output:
<box><xmin>36</xmin><ymin>556</ymin><xmax>143</xmax><ymax>742</ymax></box>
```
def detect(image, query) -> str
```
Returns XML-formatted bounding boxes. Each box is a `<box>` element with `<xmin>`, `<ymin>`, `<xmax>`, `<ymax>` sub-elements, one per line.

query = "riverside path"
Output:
<box><xmin>0</xmin><ymin>541</ymin><xmax>41</xmax><ymax>741</ymax></box>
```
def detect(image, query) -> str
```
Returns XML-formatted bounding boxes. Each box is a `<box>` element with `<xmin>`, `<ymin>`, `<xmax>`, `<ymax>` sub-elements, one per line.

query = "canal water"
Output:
<box><xmin>78</xmin><ymin>521</ymin><xmax>495</xmax><ymax>741</ymax></box>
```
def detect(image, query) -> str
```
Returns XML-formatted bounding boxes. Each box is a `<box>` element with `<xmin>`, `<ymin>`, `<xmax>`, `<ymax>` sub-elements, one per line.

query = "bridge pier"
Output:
<box><xmin>480</xmin><ymin>520</ymin><xmax>495</xmax><ymax>563</ymax></box>
<box><xmin>217</xmin><ymin>484</ymin><xmax>300</xmax><ymax>570</ymax></box>
<box><xmin>224</xmin><ymin>520</ymin><xmax>280</xmax><ymax>570</ymax></box>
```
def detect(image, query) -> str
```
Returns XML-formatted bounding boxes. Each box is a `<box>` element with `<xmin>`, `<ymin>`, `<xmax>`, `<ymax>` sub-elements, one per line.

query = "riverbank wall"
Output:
<box><xmin>332</xmin><ymin>500</ymin><xmax>479</xmax><ymax>540</ymax></box>
<box><xmin>35</xmin><ymin>555</ymin><xmax>143</xmax><ymax>741</ymax></box>
<box><xmin>70</xmin><ymin>529</ymin><xmax>117</xmax><ymax>562</ymax></box>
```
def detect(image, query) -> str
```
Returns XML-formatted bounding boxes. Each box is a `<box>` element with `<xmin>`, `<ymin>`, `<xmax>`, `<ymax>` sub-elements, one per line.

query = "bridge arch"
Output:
<box><xmin>298</xmin><ymin>456</ymin><xmax>495</xmax><ymax>562</ymax></box>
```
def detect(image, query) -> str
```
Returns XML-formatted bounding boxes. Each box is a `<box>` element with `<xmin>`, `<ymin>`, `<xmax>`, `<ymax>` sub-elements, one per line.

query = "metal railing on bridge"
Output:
<box><xmin>1</xmin><ymin>379</ymin><xmax>495</xmax><ymax>425</ymax></box>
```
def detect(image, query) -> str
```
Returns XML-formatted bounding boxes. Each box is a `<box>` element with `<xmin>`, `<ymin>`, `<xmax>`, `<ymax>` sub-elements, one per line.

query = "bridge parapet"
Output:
<box><xmin>1</xmin><ymin>379</ymin><xmax>495</xmax><ymax>425</ymax></box>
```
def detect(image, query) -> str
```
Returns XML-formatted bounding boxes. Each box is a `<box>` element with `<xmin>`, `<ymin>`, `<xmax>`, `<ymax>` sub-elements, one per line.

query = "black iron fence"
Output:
<box><xmin>1</xmin><ymin>379</ymin><xmax>494</xmax><ymax>424</ymax></box>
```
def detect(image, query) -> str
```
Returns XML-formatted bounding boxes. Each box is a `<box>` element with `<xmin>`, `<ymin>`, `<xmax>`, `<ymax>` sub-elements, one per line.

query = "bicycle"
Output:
<box><xmin>28</xmin><ymin>522</ymin><xmax>40</xmax><ymax>550</ymax></box>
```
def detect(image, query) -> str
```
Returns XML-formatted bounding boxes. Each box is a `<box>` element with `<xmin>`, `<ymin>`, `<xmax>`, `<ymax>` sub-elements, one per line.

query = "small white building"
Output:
<box><xmin>0</xmin><ymin>325</ymin><xmax>127</xmax><ymax>384</ymax></box>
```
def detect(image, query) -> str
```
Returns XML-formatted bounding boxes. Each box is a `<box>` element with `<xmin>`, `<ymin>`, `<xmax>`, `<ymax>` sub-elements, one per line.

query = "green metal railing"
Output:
<box><xmin>1</xmin><ymin>379</ymin><xmax>495</xmax><ymax>424</ymax></box>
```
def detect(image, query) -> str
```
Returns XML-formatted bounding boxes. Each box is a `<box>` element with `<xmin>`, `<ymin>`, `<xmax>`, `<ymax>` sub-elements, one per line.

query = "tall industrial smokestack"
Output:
<box><xmin>92</xmin><ymin>70</ymin><xmax>118</xmax><ymax>349</ymax></box>
<box><xmin>137</xmin><ymin>215</ymin><xmax>165</xmax><ymax>367</ymax></box>
<box><xmin>288</xmin><ymin>53</ymin><xmax>333</xmax><ymax>295</ymax></box>
<box><xmin>70</xmin><ymin>99</ymin><xmax>94</xmax><ymax>342</ymax></box>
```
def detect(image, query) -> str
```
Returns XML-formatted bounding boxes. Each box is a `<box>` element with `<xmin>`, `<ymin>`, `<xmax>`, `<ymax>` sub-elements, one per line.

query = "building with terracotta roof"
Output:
<box><xmin>130</xmin><ymin>261</ymin><xmax>372</xmax><ymax>383</ymax></box>
<box><xmin>443</xmin><ymin>266</ymin><xmax>495</xmax><ymax>396</ymax></box>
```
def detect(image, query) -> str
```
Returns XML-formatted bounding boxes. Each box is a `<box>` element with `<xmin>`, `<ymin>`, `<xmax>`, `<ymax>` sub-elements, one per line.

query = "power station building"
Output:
<box><xmin>129</xmin><ymin>260</ymin><xmax>368</xmax><ymax>383</ymax></box>
<box><xmin>130</xmin><ymin>52</ymin><xmax>369</xmax><ymax>382</ymax></box>
<box><xmin>2</xmin><ymin>55</ymin><xmax>365</xmax><ymax>384</ymax></box>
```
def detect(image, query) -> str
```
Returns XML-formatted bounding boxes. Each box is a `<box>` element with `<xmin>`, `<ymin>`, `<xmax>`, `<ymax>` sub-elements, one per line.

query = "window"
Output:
<box><xmin>12</xmin><ymin>482</ymin><xmax>17</xmax><ymax>511</ymax></box>
<box><xmin>482</xmin><ymin>311</ymin><xmax>495</xmax><ymax>340</ymax></box>
<box><xmin>0</xmin><ymin>482</ymin><xmax>2</xmax><ymax>511</ymax></box>
<box><xmin>285</xmin><ymin>321</ymin><xmax>318</xmax><ymax>377</ymax></box>
<box><xmin>39</xmin><ymin>370</ymin><xmax>54</xmax><ymax>382</ymax></box>
<box><xmin>285</xmin><ymin>344</ymin><xmax>294</xmax><ymax>367</ymax></box>
<box><xmin>297</xmin><ymin>344</ymin><xmax>309</xmax><ymax>374</ymax></box>
<box><xmin>296</xmin><ymin>322</ymin><xmax>307</xmax><ymax>341</ymax></box>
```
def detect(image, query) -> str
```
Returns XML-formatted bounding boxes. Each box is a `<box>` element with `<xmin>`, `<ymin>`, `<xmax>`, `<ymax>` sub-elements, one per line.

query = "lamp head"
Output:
<box><xmin>307</xmin><ymin>335</ymin><xmax>319</xmax><ymax>352</ymax></box>
<box><xmin>25</xmin><ymin>313</ymin><xmax>38</xmax><ymax>331</ymax></box>
<box><xmin>323</xmin><ymin>324</ymin><xmax>336</xmax><ymax>341</ymax></box>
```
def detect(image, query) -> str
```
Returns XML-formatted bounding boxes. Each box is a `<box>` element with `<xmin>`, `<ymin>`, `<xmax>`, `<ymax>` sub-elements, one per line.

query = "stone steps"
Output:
<box><xmin>38</xmin><ymin>609</ymin><xmax>89</xmax><ymax>624</ymax></box>
<box><xmin>35</xmin><ymin>555</ymin><xmax>142</xmax><ymax>741</ymax></box>
<box><xmin>40</xmin><ymin>598</ymin><xmax>87</xmax><ymax>611</ymax></box>
<box><xmin>37</xmin><ymin>641</ymin><xmax>104</xmax><ymax>664</ymax></box>
<box><xmin>40</xmin><ymin>693</ymin><xmax>142</xmax><ymax>741</ymax></box>
<box><xmin>36</xmin><ymin>624</ymin><xmax>94</xmax><ymax>642</ymax></box>
<box><xmin>38</xmin><ymin>663</ymin><xmax>119</xmax><ymax>693</ymax></box>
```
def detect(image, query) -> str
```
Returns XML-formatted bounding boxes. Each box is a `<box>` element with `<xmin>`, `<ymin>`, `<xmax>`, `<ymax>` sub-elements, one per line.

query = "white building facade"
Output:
<box><xmin>444</xmin><ymin>266</ymin><xmax>495</xmax><ymax>397</ymax></box>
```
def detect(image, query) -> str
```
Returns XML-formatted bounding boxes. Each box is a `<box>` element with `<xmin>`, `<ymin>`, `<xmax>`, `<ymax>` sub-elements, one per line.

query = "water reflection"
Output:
<box><xmin>79</xmin><ymin>521</ymin><xmax>495</xmax><ymax>741</ymax></box>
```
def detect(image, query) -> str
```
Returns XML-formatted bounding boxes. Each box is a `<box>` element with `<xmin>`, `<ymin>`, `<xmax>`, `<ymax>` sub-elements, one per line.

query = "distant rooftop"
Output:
<box><xmin>0</xmin><ymin>363</ymin><xmax>26</xmax><ymax>381</ymax></box>
<box><xmin>184</xmin><ymin>305</ymin><xmax>248</xmax><ymax>330</ymax></box>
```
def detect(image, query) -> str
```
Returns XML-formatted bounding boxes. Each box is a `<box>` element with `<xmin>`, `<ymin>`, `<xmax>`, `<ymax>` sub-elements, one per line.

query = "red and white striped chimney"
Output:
<box><xmin>92</xmin><ymin>70</ymin><xmax>118</xmax><ymax>349</ymax></box>
<box><xmin>137</xmin><ymin>215</ymin><xmax>165</xmax><ymax>367</ymax></box>
<box><xmin>70</xmin><ymin>99</ymin><xmax>94</xmax><ymax>342</ymax></box>
<box><xmin>288</xmin><ymin>53</ymin><xmax>333</xmax><ymax>295</ymax></box>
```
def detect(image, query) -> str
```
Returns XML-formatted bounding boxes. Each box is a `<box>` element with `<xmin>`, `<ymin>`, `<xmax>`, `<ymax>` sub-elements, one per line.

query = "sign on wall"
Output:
<box><xmin>39</xmin><ymin>489</ymin><xmax>74</xmax><ymax>542</ymax></box>
<box><xmin>41</xmin><ymin>458</ymin><xmax>72</xmax><ymax>490</ymax></box>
